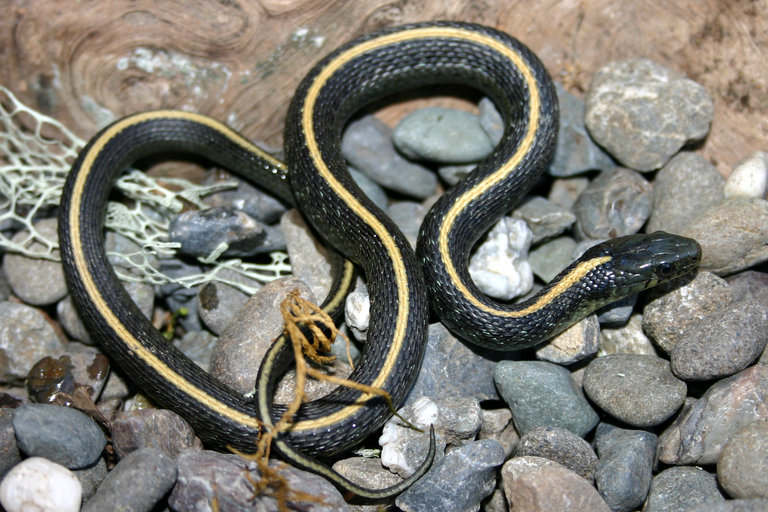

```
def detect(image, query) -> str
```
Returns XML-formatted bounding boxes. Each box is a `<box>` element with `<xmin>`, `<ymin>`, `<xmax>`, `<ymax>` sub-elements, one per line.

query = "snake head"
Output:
<box><xmin>585</xmin><ymin>231</ymin><xmax>702</xmax><ymax>297</ymax></box>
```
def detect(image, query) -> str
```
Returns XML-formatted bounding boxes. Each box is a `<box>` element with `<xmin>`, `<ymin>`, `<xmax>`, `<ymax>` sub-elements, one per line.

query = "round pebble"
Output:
<box><xmin>494</xmin><ymin>361</ymin><xmax>599</xmax><ymax>437</ymax></box>
<box><xmin>717</xmin><ymin>419</ymin><xmax>768</xmax><ymax>499</ymax></box>
<box><xmin>582</xmin><ymin>354</ymin><xmax>686</xmax><ymax>427</ymax></box>
<box><xmin>504</xmin><ymin>462</ymin><xmax>611</xmax><ymax>512</ymax></box>
<box><xmin>515</xmin><ymin>426</ymin><xmax>598</xmax><ymax>481</ymax></box>
<box><xmin>13</xmin><ymin>403</ymin><xmax>106</xmax><ymax>469</ymax></box>
<box><xmin>725</xmin><ymin>151</ymin><xmax>768</xmax><ymax>199</ymax></box>
<box><xmin>0</xmin><ymin>457</ymin><xmax>82</xmax><ymax>512</ymax></box>
<box><xmin>393</xmin><ymin>106</ymin><xmax>494</xmax><ymax>163</ymax></box>
<box><xmin>644</xmin><ymin>466</ymin><xmax>724</xmax><ymax>512</ymax></box>
<box><xmin>0</xmin><ymin>301</ymin><xmax>64</xmax><ymax>381</ymax></box>
<box><xmin>584</xmin><ymin>58</ymin><xmax>713</xmax><ymax>171</ymax></box>
<box><xmin>528</xmin><ymin>236</ymin><xmax>578</xmax><ymax>283</ymax></box>
<box><xmin>203</xmin><ymin>170</ymin><xmax>287</xmax><ymax>223</ymax></box>
<box><xmin>111</xmin><ymin>409</ymin><xmax>202</xmax><ymax>459</ymax></box>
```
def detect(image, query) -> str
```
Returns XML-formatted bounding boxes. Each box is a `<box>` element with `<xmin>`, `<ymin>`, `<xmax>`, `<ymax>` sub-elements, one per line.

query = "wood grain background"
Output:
<box><xmin>2</xmin><ymin>0</ymin><xmax>765</xmax><ymax>171</ymax></box>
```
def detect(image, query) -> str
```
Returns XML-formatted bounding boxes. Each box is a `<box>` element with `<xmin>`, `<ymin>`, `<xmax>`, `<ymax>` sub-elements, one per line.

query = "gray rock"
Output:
<box><xmin>670</xmin><ymin>297</ymin><xmax>768</xmax><ymax>380</ymax></box>
<box><xmin>528</xmin><ymin>236</ymin><xmax>578</xmax><ymax>283</ymax></box>
<box><xmin>111</xmin><ymin>409</ymin><xmax>202</xmax><ymax>459</ymax></box>
<box><xmin>503</xmin><ymin>460</ymin><xmax>611</xmax><ymax>512</ymax></box>
<box><xmin>548</xmin><ymin>177</ymin><xmax>591</xmax><ymax>211</ymax></box>
<box><xmin>687</xmin><ymin>499</ymin><xmax>768</xmax><ymax>512</ymax></box>
<box><xmin>0</xmin><ymin>300</ymin><xmax>64</xmax><ymax>383</ymax></box>
<box><xmin>478</xmin><ymin>408</ymin><xmax>519</xmax><ymax>457</ymax></box>
<box><xmin>273</xmin><ymin>358</ymin><xmax>352</xmax><ymax>404</ymax></box>
<box><xmin>170</xmin><ymin>449</ymin><xmax>349</xmax><ymax>511</ymax></box>
<box><xmin>583</xmin><ymin>354</ymin><xmax>686</xmax><ymax>427</ymax></box>
<box><xmin>438</xmin><ymin>163</ymin><xmax>475</xmax><ymax>186</ymax></box>
<box><xmin>196</xmin><ymin>269</ymin><xmax>262</xmax><ymax>336</ymax></box>
<box><xmin>599</xmin><ymin>314</ymin><xmax>658</xmax><ymax>357</ymax></box>
<box><xmin>515</xmin><ymin>426</ymin><xmax>598</xmax><ymax>481</ymax></box>
<box><xmin>280</xmin><ymin>209</ymin><xmax>333</xmax><ymax>301</ymax></box>
<box><xmin>549</xmin><ymin>83</ymin><xmax>615</xmax><ymax>176</ymax></box>
<box><xmin>646</xmin><ymin>152</ymin><xmax>725</xmax><ymax>234</ymax></box>
<box><xmin>574</xmin><ymin>167</ymin><xmax>652</xmax><ymax>239</ymax></box>
<box><xmin>643</xmin><ymin>271</ymin><xmax>732</xmax><ymax>353</ymax></box>
<box><xmin>3</xmin><ymin>217</ymin><xmax>68</xmax><ymax>305</ymax></box>
<box><xmin>593</xmin><ymin>423</ymin><xmax>656</xmax><ymax>512</ymax></box>
<box><xmin>387</xmin><ymin>201</ymin><xmax>428</xmax><ymax>250</ymax></box>
<box><xmin>494</xmin><ymin>361</ymin><xmax>599</xmax><ymax>437</ymax></box>
<box><xmin>211</xmin><ymin>277</ymin><xmax>312</xmax><ymax>395</ymax></box>
<box><xmin>717</xmin><ymin>419</ymin><xmax>768</xmax><ymax>499</ymax></box>
<box><xmin>341</xmin><ymin>114</ymin><xmax>437</xmax><ymax>198</ymax></box>
<box><xmin>393</xmin><ymin>106</ymin><xmax>495</xmax><ymax>164</ymax></box>
<box><xmin>203</xmin><ymin>171</ymin><xmax>287</xmax><ymax>223</ymax></box>
<box><xmin>658</xmin><ymin>366</ymin><xmax>768</xmax><ymax>465</ymax></box>
<box><xmin>82</xmin><ymin>448</ymin><xmax>176</xmax><ymax>512</ymax></box>
<box><xmin>173</xmin><ymin>330</ymin><xmax>216</xmax><ymax>371</ymax></box>
<box><xmin>512</xmin><ymin>196</ymin><xmax>576</xmax><ymax>243</ymax></box>
<box><xmin>332</xmin><ymin>456</ymin><xmax>403</xmax><ymax>495</ymax></box>
<box><xmin>396</xmin><ymin>439</ymin><xmax>504</xmax><ymax>512</ymax></box>
<box><xmin>584</xmin><ymin>59</ymin><xmax>713</xmax><ymax>171</ymax></box>
<box><xmin>682</xmin><ymin>198</ymin><xmax>768</xmax><ymax>275</ymax></box>
<box><xmin>644</xmin><ymin>466</ymin><xmax>724</xmax><ymax>512</ymax></box>
<box><xmin>158</xmin><ymin>257</ymin><xmax>204</xmax><ymax>332</ymax></box>
<box><xmin>535</xmin><ymin>315</ymin><xmax>600</xmax><ymax>365</ymax></box>
<box><xmin>0</xmin><ymin>409</ymin><xmax>21</xmax><ymax>479</ymax></box>
<box><xmin>478</xmin><ymin>97</ymin><xmax>504</xmax><ymax>145</ymax></box>
<box><xmin>726</xmin><ymin>270</ymin><xmax>768</xmax><ymax>303</ymax></box>
<box><xmin>13</xmin><ymin>403</ymin><xmax>106</xmax><ymax>469</ymax></box>
<box><xmin>74</xmin><ymin>457</ymin><xmax>107</xmax><ymax>502</ymax></box>
<box><xmin>349</xmin><ymin>166</ymin><xmax>388</xmax><ymax>209</ymax></box>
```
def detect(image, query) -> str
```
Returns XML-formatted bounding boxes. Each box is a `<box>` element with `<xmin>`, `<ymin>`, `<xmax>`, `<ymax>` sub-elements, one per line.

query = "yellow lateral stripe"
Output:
<box><xmin>296</xmin><ymin>25</ymin><xmax>529</xmax><ymax>429</ymax></box>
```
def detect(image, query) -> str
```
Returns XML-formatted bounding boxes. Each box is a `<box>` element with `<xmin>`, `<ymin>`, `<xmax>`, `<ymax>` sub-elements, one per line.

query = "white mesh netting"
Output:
<box><xmin>0</xmin><ymin>85</ymin><xmax>291</xmax><ymax>295</ymax></box>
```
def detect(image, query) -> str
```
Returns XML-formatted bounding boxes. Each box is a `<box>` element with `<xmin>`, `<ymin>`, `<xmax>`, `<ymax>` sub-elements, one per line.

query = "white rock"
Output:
<box><xmin>344</xmin><ymin>288</ymin><xmax>370</xmax><ymax>341</ymax></box>
<box><xmin>469</xmin><ymin>217</ymin><xmax>533</xmax><ymax>300</ymax></box>
<box><xmin>725</xmin><ymin>151</ymin><xmax>768</xmax><ymax>199</ymax></box>
<box><xmin>380</xmin><ymin>397</ymin><xmax>439</xmax><ymax>477</ymax></box>
<box><xmin>0</xmin><ymin>457</ymin><xmax>82</xmax><ymax>512</ymax></box>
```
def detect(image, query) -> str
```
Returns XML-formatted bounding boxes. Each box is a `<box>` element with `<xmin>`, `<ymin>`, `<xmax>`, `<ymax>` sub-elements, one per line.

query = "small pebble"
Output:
<box><xmin>528</xmin><ymin>236</ymin><xmax>578</xmax><ymax>283</ymax></box>
<box><xmin>392</xmin><ymin>106</ymin><xmax>494</xmax><ymax>164</ymax></box>
<box><xmin>0</xmin><ymin>457</ymin><xmax>82</xmax><ymax>512</ymax></box>
<box><xmin>380</xmin><ymin>397</ymin><xmax>445</xmax><ymax>477</ymax></box>
<box><xmin>158</xmin><ymin>257</ymin><xmax>204</xmax><ymax>332</ymax></box>
<box><xmin>717</xmin><ymin>419</ymin><xmax>768</xmax><ymax>499</ymax></box>
<box><xmin>670</xmin><ymin>297</ymin><xmax>768</xmax><ymax>380</ymax></box>
<box><xmin>438</xmin><ymin>163</ymin><xmax>475</xmax><ymax>185</ymax></box>
<box><xmin>0</xmin><ymin>409</ymin><xmax>21</xmax><ymax>479</ymax></box>
<box><xmin>332</xmin><ymin>456</ymin><xmax>402</xmax><ymax>493</ymax></box>
<box><xmin>599</xmin><ymin>313</ymin><xmax>658</xmax><ymax>356</ymax></box>
<box><xmin>73</xmin><ymin>457</ymin><xmax>107</xmax><ymax>502</ymax></box>
<box><xmin>203</xmin><ymin>170</ymin><xmax>287</xmax><ymax>223</ymax></box>
<box><xmin>478</xmin><ymin>408</ymin><xmax>519</xmax><ymax>457</ymax></box>
<box><xmin>169</xmin><ymin>449</ymin><xmax>349</xmax><ymax>511</ymax></box>
<box><xmin>548</xmin><ymin>177</ymin><xmax>591</xmax><ymax>211</ymax></box>
<box><xmin>341</xmin><ymin>114</ymin><xmax>437</xmax><ymax>198</ymax></box>
<box><xmin>26</xmin><ymin>352</ymin><xmax>109</xmax><ymax>405</ymax></box>
<box><xmin>344</xmin><ymin>287</ymin><xmax>370</xmax><ymax>341</ymax></box>
<box><xmin>395</xmin><ymin>439</ymin><xmax>504</xmax><ymax>512</ymax></box>
<box><xmin>535</xmin><ymin>314</ymin><xmax>600</xmax><ymax>365</ymax></box>
<box><xmin>687</xmin><ymin>500</ymin><xmax>768</xmax><ymax>512</ymax></box>
<box><xmin>726</xmin><ymin>270</ymin><xmax>768</xmax><ymax>302</ymax></box>
<box><xmin>584</xmin><ymin>58</ymin><xmax>713</xmax><ymax>171</ymax></box>
<box><xmin>658</xmin><ymin>366</ymin><xmax>768</xmax><ymax>465</ymax></box>
<box><xmin>582</xmin><ymin>354</ymin><xmax>686</xmax><ymax>427</ymax></box>
<box><xmin>593</xmin><ymin>423</ymin><xmax>656</xmax><ymax>512</ymax></box>
<box><xmin>646</xmin><ymin>152</ymin><xmax>725</xmax><ymax>234</ymax></box>
<box><xmin>494</xmin><ymin>361</ymin><xmax>599</xmax><ymax>437</ymax></box>
<box><xmin>2</xmin><ymin>217</ymin><xmax>68</xmax><ymax>305</ymax></box>
<box><xmin>515</xmin><ymin>426</ymin><xmax>598</xmax><ymax>481</ymax></box>
<box><xmin>173</xmin><ymin>330</ymin><xmax>216</xmax><ymax>371</ymax></box>
<box><xmin>111</xmin><ymin>409</ymin><xmax>202</xmax><ymax>459</ymax></box>
<box><xmin>504</xmin><ymin>461</ymin><xmax>611</xmax><ymax>512</ymax></box>
<box><xmin>573</xmin><ymin>167</ymin><xmax>652</xmax><ymax>239</ymax></box>
<box><xmin>0</xmin><ymin>301</ymin><xmax>64</xmax><ymax>382</ymax></box>
<box><xmin>512</xmin><ymin>196</ymin><xmax>576</xmax><ymax>243</ymax></box>
<box><xmin>468</xmin><ymin>217</ymin><xmax>533</xmax><ymax>300</ymax></box>
<box><xmin>196</xmin><ymin>268</ymin><xmax>263</xmax><ymax>335</ymax></box>
<box><xmin>81</xmin><ymin>448</ymin><xmax>176</xmax><ymax>512</ymax></box>
<box><xmin>273</xmin><ymin>357</ymin><xmax>352</xmax><ymax>404</ymax></box>
<box><xmin>210</xmin><ymin>277</ymin><xmax>313</xmax><ymax>395</ymax></box>
<box><xmin>478</xmin><ymin>97</ymin><xmax>504</xmax><ymax>145</ymax></box>
<box><xmin>643</xmin><ymin>466</ymin><xmax>724</xmax><ymax>512</ymax></box>
<box><xmin>280</xmin><ymin>209</ymin><xmax>333</xmax><ymax>300</ymax></box>
<box><xmin>349</xmin><ymin>166</ymin><xmax>388</xmax><ymax>209</ymax></box>
<box><xmin>387</xmin><ymin>200</ymin><xmax>428</xmax><ymax>249</ymax></box>
<box><xmin>725</xmin><ymin>151</ymin><xmax>768</xmax><ymax>199</ymax></box>
<box><xmin>682</xmin><ymin>197</ymin><xmax>768</xmax><ymax>275</ymax></box>
<box><xmin>548</xmin><ymin>83</ymin><xmax>615</xmax><ymax>176</ymax></box>
<box><xmin>13</xmin><ymin>403</ymin><xmax>106</xmax><ymax>469</ymax></box>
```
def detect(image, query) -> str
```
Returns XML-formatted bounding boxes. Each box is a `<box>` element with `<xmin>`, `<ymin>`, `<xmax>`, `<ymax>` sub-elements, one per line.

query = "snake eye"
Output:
<box><xmin>658</xmin><ymin>263</ymin><xmax>674</xmax><ymax>278</ymax></box>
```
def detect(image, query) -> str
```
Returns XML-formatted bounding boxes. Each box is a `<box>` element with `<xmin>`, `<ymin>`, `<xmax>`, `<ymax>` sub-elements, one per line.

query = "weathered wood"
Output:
<box><xmin>2</xmin><ymin>0</ymin><xmax>765</xmax><ymax>171</ymax></box>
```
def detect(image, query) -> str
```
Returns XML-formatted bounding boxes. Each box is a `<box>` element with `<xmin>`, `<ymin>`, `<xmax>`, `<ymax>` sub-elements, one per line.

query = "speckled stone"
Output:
<box><xmin>512</xmin><ymin>196</ymin><xmax>576</xmax><ymax>243</ymax></box>
<box><xmin>0</xmin><ymin>301</ymin><xmax>64</xmax><ymax>381</ymax></box>
<box><xmin>644</xmin><ymin>466</ymin><xmax>724</xmax><ymax>512</ymax></box>
<box><xmin>717</xmin><ymin>419</ymin><xmax>768</xmax><ymax>499</ymax></box>
<box><xmin>583</xmin><ymin>354</ymin><xmax>686</xmax><ymax>427</ymax></box>
<box><xmin>535</xmin><ymin>315</ymin><xmax>600</xmax><ymax>365</ymax></box>
<box><xmin>111</xmin><ymin>409</ymin><xmax>202</xmax><ymax>459</ymax></box>
<box><xmin>515</xmin><ymin>426</ymin><xmax>598</xmax><ymax>481</ymax></box>
<box><xmin>280</xmin><ymin>209</ymin><xmax>334</xmax><ymax>301</ymax></box>
<box><xmin>528</xmin><ymin>236</ymin><xmax>578</xmax><ymax>283</ymax></box>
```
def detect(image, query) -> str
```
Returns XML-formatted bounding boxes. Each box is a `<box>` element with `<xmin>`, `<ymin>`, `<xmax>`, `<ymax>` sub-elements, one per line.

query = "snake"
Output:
<box><xmin>58</xmin><ymin>21</ymin><xmax>701</xmax><ymax>501</ymax></box>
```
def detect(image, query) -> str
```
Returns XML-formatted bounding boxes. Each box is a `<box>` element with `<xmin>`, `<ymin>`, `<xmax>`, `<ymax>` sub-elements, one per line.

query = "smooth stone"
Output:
<box><xmin>169</xmin><ymin>449</ymin><xmax>349</xmax><ymax>511</ymax></box>
<box><xmin>658</xmin><ymin>366</ymin><xmax>768</xmax><ymax>465</ymax></box>
<box><xmin>478</xmin><ymin>408</ymin><xmax>519</xmax><ymax>458</ymax></box>
<box><xmin>644</xmin><ymin>466</ymin><xmax>724</xmax><ymax>512</ymax></box>
<box><xmin>404</xmin><ymin>322</ymin><xmax>499</xmax><ymax>405</ymax></box>
<box><xmin>599</xmin><ymin>313</ymin><xmax>658</xmax><ymax>357</ymax></box>
<box><xmin>280</xmin><ymin>209</ymin><xmax>333</xmax><ymax>301</ymax></box>
<box><xmin>717</xmin><ymin>419</ymin><xmax>768</xmax><ymax>499</ymax></box>
<box><xmin>73</xmin><ymin>457</ymin><xmax>107</xmax><ymax>502</ymax></box>
<box><xmin>583</xmin><ymin>354</ymin><xmax>686</xmax><ymax>427</ymax></box>
<box><xmin>395</xmin><ymin>439</ymin><xmax>505</xmax><ymax>512</ymax></box>
<box><xmin>0</xmin><ymin>301</ymin><xmax>64</xmax><ymax>381</ymax></box>
<box><xmin>272</xmin><ymin>357</ymin><xmax>352</xmax><ymax>404</ymax></box>
<box><xmin>478</xmin><ymin>97</ymin><xmax>504</xmax><ymax>145</ymax></box>
<box><xmin>25</xmin><ymin>352</ymin><xmax>110</xmax><ymax>405</ymax></box>
<box><xmin>202</xmin><ymin>170</ymin><xmax>287</xmax><ymax>223</ymax></box>
<box><xmin>528</xmin><ymin>236</ymin><xmax>578</xmax><ymax>283</ymax></box>
<box><xmin>593</xmin><ymin>423</ymin><xmax>656</xmax><ymax>512</ymax></box>
<box><xmin>584</xmin><ymin>58</ymin><xmax>713</xmax><ymax>171</ymax></box>
<box><xmin>3</xmin><ymin>217</ymin><xmax>68</xmax><ymax>305</ymax></box>
<box><xmin>169</xmin><ymin>206</ymin><xmax>272</xmax><ymax>258</ymax></box>
<box><xmin>332</xmin><ymin>456</ymin><xmax>403</xmax><ymax>494</ymax></box>
<box><xmin>515</xmin><ymin>426</ymin><xmax>598</xmax><ymax>481</ymax></box>
<box><xmin>387</xmin><ymin>201</ymin><xmax>428</xmax><ymax>250</ymax></box>
<box><xmin>0</xmin><ymin>457</ymin><xmax>82</xmax><ymax>512</ymax></box>
<box><xmin>725</xmin><ymin>151</ymin><xmax>768</xmax><ymax>199</ymax></box>
<box><xmin>196</xmin><ymin>267</ymin><xmax>263</xmax><ymax>335</ymax></box>
<box><xmin>393</xmin><ymin>107</ymin><xmax>495</xmax><ymax>164</ymax></box>
<box><xmin>726</xmin><ymin>270</ymin><xmax>768</xmax><ymax>302</ymax></box>
<box><xmin>438</xmin><ymin>163</ymin><xmax>475</xmax><ymax>186</ymax></box>
<box><xmin>341</xmin><ymin>114</ymin><xmax>437</xmax><ymax>198</ymax></box>
<box><xmin>548</xmin><ymin>177</ymin><xmax>591</xmax><ymax>211</ymax></box>
<box><xmin>504</xmin><ymin>461</ymin><xmax>611</xmax><ymax>512</ymax></box>
<box><xmin>670</xmin><ymin>297</ymin><xmax>768</xmax><ymax>380</ymax></box>
<box><xmin>210</xmin><ymin>277</ymin><xmax>313</xmax><ymax>395</ymax></box>
<box><xmin>468</xmin><ymin>217</ymin><xmax>533</xmax><ymax>300</ymax></box>
<box><xmin>81</xmin><ymin>448</ymin><xmax>176</xmax><ymax>512</ymax></box>
<box><xmin>349</xmin><ymin>166</ymin><xmax>388</xmax><ymax>209</ymax></box>
<box><xmin>13</xmin><ymin>403</ymin><xmax>106</xmax><ymax>469</ymax></box>
<box><xmin>573</xmin><ymin>167</ymin><xmax>652</xmax><ymax>239</ymax></box>
<box><xmin>173</xmin><ymin>330</ymin><xmax>216</xmax><ymax>371</ymax></box>
<box><xmin>682</xmin><ymin>198</ymin><xmax>768</xmax><ymax>275</ymax></box>
<box><xmin>111</xmin><ymin>409</ymin><xmax>202</xmax><ymax>459</ymax></box>
<box><xmin>494</xmin><ymin>361</ymin><xmax>599</xmax><ymax>437</ymax></box>
<box><xmin>535</xmin><ymin>315</ymin><xmax>600</xmax><ymax>365</ymax></box>
<box><xmin>646</xmin><ymin>152</ymin><xmax>725</xmax><ymax>234</ymax></box>
<box><xmin>687</xmin><ymin>500</ymin><xmax>768</xmax><ymax>512</ymax></box>
<box><xmin>512</xmin><ymin>196</ymin><xmax>576</xmax><ymax>243</ymax></box>
<box><xmin>643</xmin><ymin>271</ymin><xmax>732</xmax><ymax>353</ymax></box>
<box><xmin>0</xmin><ymin>409</ymin><xmax>20</xmax><ymax>479</ymax></box>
